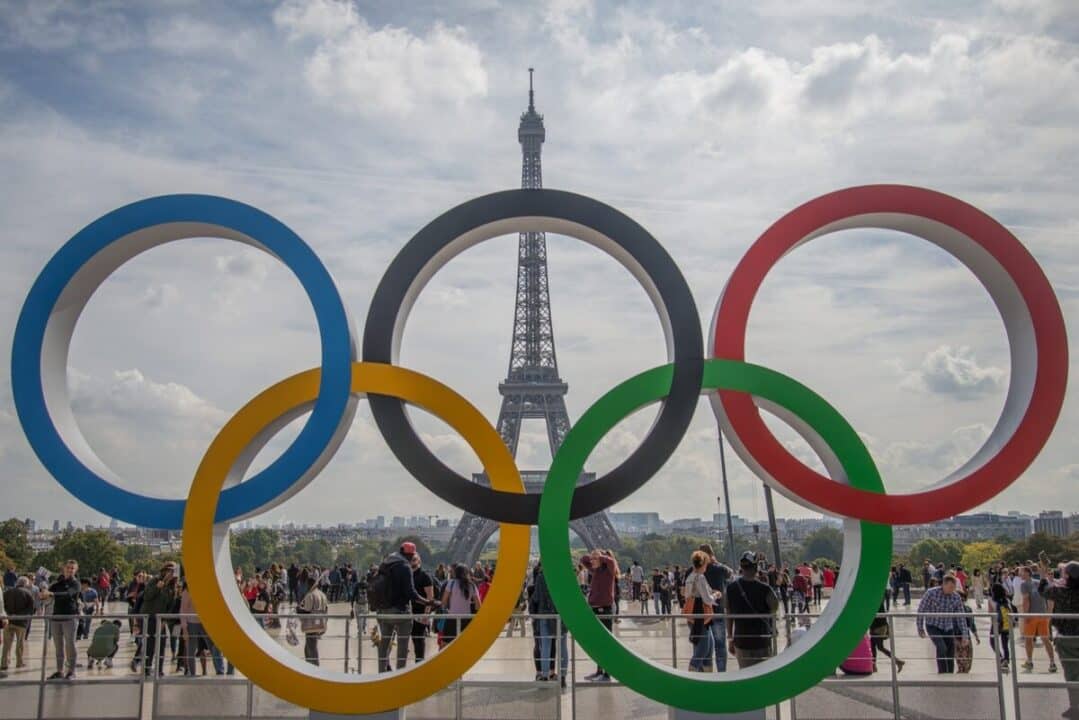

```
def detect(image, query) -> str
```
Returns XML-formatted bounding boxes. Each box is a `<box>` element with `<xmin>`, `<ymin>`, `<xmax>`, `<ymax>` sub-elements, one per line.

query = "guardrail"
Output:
<box><xmin>2</xmin><ymin>610</ymin><xmax>1075</xmax><ymax>719</ymax></box>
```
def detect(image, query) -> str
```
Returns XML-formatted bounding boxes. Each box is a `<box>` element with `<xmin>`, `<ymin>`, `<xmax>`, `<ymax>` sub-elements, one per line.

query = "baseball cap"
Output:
<box><xmin>739</xmin><ymin>551</ymin><xmax>757</xmax><ymax>567</ymax></box>
<box><xmin>400</xmin><ymin>542</ymin><xmax>417</xmax><ymax>555</ymax></box>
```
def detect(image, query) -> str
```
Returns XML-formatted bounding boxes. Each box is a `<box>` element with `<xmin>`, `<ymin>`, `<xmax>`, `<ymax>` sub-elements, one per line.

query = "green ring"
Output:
<box><xmin>539</xmin><ymin>359</ymin><xmax>892</xmax><ymax>713</ymax></box>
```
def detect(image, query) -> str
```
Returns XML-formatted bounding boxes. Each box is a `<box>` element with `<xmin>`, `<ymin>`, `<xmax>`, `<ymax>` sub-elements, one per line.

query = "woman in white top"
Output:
<box><xmin>686</xmin><ymin>551</ymin><xmax>717</xmax><ymax>671</ymax></box>
<box><xmin>970</xmin><ymin>569</ymin><xmax>986</xmax><ymax>608</ymax></box>
<box><xmin>441</xmin><ymin>564</ymin><xmax>481</xmax><ymax>644</ymax></box>
<box><xmin>810</xmin><ymin>564</ymin><xmax>824</xmax><ymax>607</ymax></box>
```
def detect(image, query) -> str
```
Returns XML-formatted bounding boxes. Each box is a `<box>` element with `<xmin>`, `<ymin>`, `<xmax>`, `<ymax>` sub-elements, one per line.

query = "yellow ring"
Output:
<box><xmin>182</xmin><ymin>362</ymin><xmax>529</xmax><ymax>714</ymax></box>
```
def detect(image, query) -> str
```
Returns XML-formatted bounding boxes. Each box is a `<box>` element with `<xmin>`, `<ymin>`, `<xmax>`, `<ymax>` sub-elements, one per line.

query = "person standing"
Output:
<box><xmin>725</xmin><ymin>551</ymin><xmax>779</xmax><ymax>668</ymax></box>
<box><xmin>298</xmin><ymin>582</ymin><xmax>328</xmax><ymax>666</ymax></box>
<box><xmin>1045</xmin><ymin>561</ymin><xmax>1079</xmax><ymax>718</ymax></box>
<box><xmin>989</xmin><ymin>578</ymin><xmax>1013</xmax><ymax>672</ymax></box>
<box><xmin>376</xmin><ymin>542</ymin><xmax>433</xmax><ymax>672</ymax></box>
<box><xmin>1019</xmin><ymin>565</ymin><xmax>1057</xmax><ymax>673</ymax></box>
<box><xmin>3</xmin><ymin>565</ymin><xmax>16</xmax><ymax>590</ymax></box>
<box><xmin>581</xmin><ymin>549</ymin><xmax>619</xmax><ymax>681</ymax></box>
<box><xmin>922</xmin><ymin>560</ymin><xmax>933</xmax><ymax>590</ymax></box>
<box><xmin>140</xmin><ymin>562</ymin><xmax>179</xmax><ymax>677</ymax></box>
<box><xmin>971</xmin><ymin>569</ymin><xmax>986</xmax><ymax>609</ymax></box>
<box><xmin>629</xmin><ymin>561</ymin><xmax>644</xmax><ymax>602</ymax></box>
<box><xmin>528</xmin><ymin>561</ymin><xmax>567</xmax><ymax>685</ymax></box>
<box><xmin>898</xmin><ymin>564</ymin><xmax>913</xmax><ymax>606</ymax></box>
<box><xmin>2</xmin><ymin>577</ymin><xmax>35</xmax><ymax>672</ymax></box>
<box><xmin>409</xmin><ymin>553</ymin><xmax>434</xmax><ymax>663</ymax></box>
<box><xmin>699</xmin><ymin>544</ymin><xmax>731</xmax><ymax>671</ymax></box>
<box><xmin>809</xmin><ymin>564</ymin><xmax>824</xmax><ymax>607</ymax></box>
<box><xmin>96</xmin><ymin>568</ymin><xmax>111</xmax><ymax>612</ymax></box>
<box><xmin>685</xmin><ymin>551</ymin><xmax>717</xmax><ymax>671</ymax></box>
<box><xmin>40</xmin><ymin>559</ymin><xmax>81</xmax><ymax>680</ymax></box>
<box><xmin>76</xmin><ymin>578</ymin><xmax>99</xmax><ymax>640</ymax></box>
<box><xmin>916</xmin><ymin>575</ymin><xmax>969</xmax><ymax>674</ymax></box>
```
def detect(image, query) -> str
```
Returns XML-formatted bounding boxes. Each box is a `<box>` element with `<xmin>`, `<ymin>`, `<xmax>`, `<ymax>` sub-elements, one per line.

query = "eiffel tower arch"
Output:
<box><xmin>445</xmin><ymin>70</ymin><xmax>620</xmax><ymax>565</ymax></box>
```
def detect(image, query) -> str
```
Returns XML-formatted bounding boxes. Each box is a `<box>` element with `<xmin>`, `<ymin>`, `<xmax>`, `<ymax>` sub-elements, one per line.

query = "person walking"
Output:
<box><xmin>898</xmin><ymin>564</ymin><xmax>913</xmax><ymax>606</ymax></box>
<box><xmin>869</xmin><ymin>596</ymin><xmax>904</xmax><ymax>674</ymax></box>
<box><xmin>441</xmin><ymin>564</ymin><xmax>480</xmax><ymax>645</ymax></box>
<box><xmin>685</xmin><ymin>550</ymin><xmax>717</xmax><ymax>672</ymax></box>
<box><xmin>297</xmin><ymin>582</ymin><xmax>328</xmax><ymax>666</ymax></box>
<box><xmin>989</xmin><ymin>578</ymin><xmax>1013</xmax><ymax>672</ymax></box>
<box><xmin>916</xmin><ymin>574</ymin><xmax>969</xmax><ymax>674</ymax></box>
<box><xmin>40</xmin><ymin>559</ymin><xmax>81</xmax><ymax>680</ymax></box>
<box><xmin>725</xmin><ymin>551</ymin><xmax>779</xmax><ymax>668</ymax></box>
<box><xmin>971</xmin><ymin>569</ymin><xmax>986</xmax><ymax>609</ymax></box>
<box><xmin>76</xmin><ymin>579</ymin><xmax>99</xmax><ymax>640</ymax></box>
<box><xmin>2</xmin><ymin>576</ymin><xmax>35</xmax><ymax>672</ymax></box>
<box><xmin>1019</xmin><ymin>564</ymin><xmax>1058</xmax><ymax>673</ymax></box>
<box><xmin>810</xmin><ymin>564</ymin><xmax>824</xmax><ymax>607</ymax></box>
<box><xmin>581</xmin><ymin>549</ymin><xmax>619</xmax><ymax>681</ymax></box>
<box><xmin>1045</xmin><ymin>560</ymin><xmax>1079</xmax><ymax>718</ymax></box>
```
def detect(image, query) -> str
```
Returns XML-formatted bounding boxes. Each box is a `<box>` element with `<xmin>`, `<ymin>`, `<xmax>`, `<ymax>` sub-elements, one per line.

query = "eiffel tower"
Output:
<box><xmin>445</xmin><ymin>70</ymin><xmax>621</xmax><ymax>564</ymax></box>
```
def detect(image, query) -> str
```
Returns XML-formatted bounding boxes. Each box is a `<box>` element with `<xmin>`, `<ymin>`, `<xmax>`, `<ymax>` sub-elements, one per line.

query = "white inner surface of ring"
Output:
<box><xmin>709</xmin><ymin>212</ymin><xmax>1033</xmax><ymax>515</ymax></box>
<box><xmin>43</xmin><ymin>221</ymin><xmax>357</xmax><ymax>516</ymax></box>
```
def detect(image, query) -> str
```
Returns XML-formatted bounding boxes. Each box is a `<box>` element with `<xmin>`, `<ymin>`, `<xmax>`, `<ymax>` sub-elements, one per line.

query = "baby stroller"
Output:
<box><xmin>88</xmin><ymin>620</ymin><xmax>121</xmax><ymax>669</ymax></box>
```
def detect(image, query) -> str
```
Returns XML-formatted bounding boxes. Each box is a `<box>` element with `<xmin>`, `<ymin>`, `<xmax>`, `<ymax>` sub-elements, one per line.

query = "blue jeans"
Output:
<box><xmin>689</xmin><ymin>623</ymin><xmax>715</xmax><ymax>671</ymax></box>
<box><xmin>533</xmin><ymin>618</ymin><xmax>568</xmax><ymax>676</ymax></box>
<box><xmin>927</xmin><ymin>625</ymin><xmax>956</xmax><ymax>673</ymax></box>
<box><xmin>708</xmin><ymin>617</ymin><xmax>727</xmax><ymax>671</ymax></box>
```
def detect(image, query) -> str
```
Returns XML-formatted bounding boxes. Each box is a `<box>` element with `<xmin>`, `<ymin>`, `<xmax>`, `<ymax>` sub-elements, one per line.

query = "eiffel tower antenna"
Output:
<box><xmin>445</xmin><ymin>70</ymin><xmax>620</xmax><ymax>564</ymax></box>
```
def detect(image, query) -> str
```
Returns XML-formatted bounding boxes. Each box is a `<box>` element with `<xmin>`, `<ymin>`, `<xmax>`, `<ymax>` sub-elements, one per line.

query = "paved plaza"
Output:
<box><xmin>1</xmin><ymin>598</ymin><xmax>1074</xmax><ymax>719</ymax></box>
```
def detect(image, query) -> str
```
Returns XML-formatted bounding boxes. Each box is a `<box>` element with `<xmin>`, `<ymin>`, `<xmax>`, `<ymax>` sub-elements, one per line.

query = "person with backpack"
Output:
<box><xmin>527</xmin><ymin>561</ymin><xmax>567</xmax><ymax>685</ymax></box>
<box><xmin>368</xmin><ymin>542</ymin><xmax>436</xmax><ymax>672</ymax></box>
<box><xmin>87</xmin><ymin>619</ymin><xmax>121</xmax><ymax>669</ymax></box>
<box><xmin>725</xmin><ymin>551</ymin><xmax>779</xmax><ymax>668</ymax></box>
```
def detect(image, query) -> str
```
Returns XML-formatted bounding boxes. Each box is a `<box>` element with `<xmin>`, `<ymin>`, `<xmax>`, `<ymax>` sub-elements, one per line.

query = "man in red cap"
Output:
<box><xmin>372</xmin><ymin>542</ymin><xmax>436</xmax><ymax>672</ymax></box>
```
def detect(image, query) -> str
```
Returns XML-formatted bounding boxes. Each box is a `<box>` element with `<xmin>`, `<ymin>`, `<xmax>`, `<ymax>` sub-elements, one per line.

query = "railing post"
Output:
<box><xmin>570</xmin><ymin>629</ymin><xmax>577</xmax><ymax>720</ymax></box>
<box><xmin>670</xmin><ymin>615</ymin><xmax>678</xmax><ymax>669</ymax></box>
<box><xmin>1010</xmin><ymin>616</ymin><xmax>1021</xmax><ymax>720</ymax></box>
<box><xmin>344</xmin><ymin>615</ymin><xmax>351</xmax><ymax>674</ymax></box>
<box><xmin>887</xmin><ymin>613</ymin><xmax>900</xmax><ymax>720</ymax></box>
<box><xmin>137</xmin><ymin>614</ymin><xmax>147</xmax><ymax>719</ymax></box>
<box><xmin>36</xmin><ymin>614</ymin><xmax>49</xmax><ymax>720</ymax></box>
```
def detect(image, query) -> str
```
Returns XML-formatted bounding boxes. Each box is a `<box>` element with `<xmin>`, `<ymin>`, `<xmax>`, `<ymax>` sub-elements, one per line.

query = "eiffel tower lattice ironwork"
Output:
<box><xmin>445</xmin><ymin>70</ymin><xmax>621</xmax><ymax>564</ymax></box>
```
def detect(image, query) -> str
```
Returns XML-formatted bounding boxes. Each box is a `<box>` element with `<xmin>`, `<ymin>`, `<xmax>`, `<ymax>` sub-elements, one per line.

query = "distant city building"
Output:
<box><xmin>893</xmin><ymin>513</ymin><xmax>1032</xmax><ymax>553</ymax></box>
<box><xmin>375</xmin><ymin>516</ymin><xmax>385</xmax><ymax>529</ymax></box>
<box><xmin>52</xmin><ymin>520</ymin><xmax>60</xmax><ymax>532</ymax></box>
<box><xmin>1034</xmin><ymin>510</ymin><xmax>1078</xmax><ymax>537</ymax></box>
<box><xmin>391</xmin><ymin>516</ymin><xmax>405</xmax><ymax>529</ymax></box>
<box><xmin>609</xmin><ymin>512</ymin><xmax>663</xmax><ymax>534</ymax></box>
<box><xmin>25</xmin><ymin>518</ymin><xmax>36</xmax><ymax>532</ymax></box>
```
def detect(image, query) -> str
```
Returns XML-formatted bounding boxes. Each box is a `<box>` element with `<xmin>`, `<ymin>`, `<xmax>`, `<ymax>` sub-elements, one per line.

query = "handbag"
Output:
<box><xmin>285</xmin><ymin>618</ymin><xmax>299</xmax><ymax>646</ymax></box>
<box><xmin>252</xmin><ymin>598</ymin><xmax>268</xmax><ymax>612</ymax></box>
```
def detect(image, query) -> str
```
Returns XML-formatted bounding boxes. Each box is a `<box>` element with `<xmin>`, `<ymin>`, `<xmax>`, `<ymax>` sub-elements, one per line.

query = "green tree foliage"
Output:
<box><xmin>803</xmin><ymin>527</ymin><xmax>843</xmax><ymax>565</ymax></box>
<box><xmin>1001</xmin><ymin>532</ymin><xmax>1079</xmax><ymax>566</ymax></box>
<box><xmin>0</xmin><ymin>518</ymin><xmax>34</xmax><ymax>570</ymax></box>
<box><xmin>961</xmin><ymin>541</ymin><xmax>1006</xmax><ymax>573</ymax></box>
<box><xmin>32</xmin><ymin>530</ymin><xmax>126</xmax><ymax>578</ymax></box>
<box><xmin>229</xmin><ymin>528</ymin><xmax>281</xmax><ymax>573</ymax></box>
<box><xmin>907</xmin><ymin>538</ymin><xmax>964</xmax><ymax>568</ymax></box>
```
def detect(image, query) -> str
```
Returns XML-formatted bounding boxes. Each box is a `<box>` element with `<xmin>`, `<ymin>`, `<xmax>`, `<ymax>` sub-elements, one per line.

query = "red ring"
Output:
<box><xmin>712</xmin><ymin>185</ymin><xmax>1068</xmax><ymax>524</ymax></box>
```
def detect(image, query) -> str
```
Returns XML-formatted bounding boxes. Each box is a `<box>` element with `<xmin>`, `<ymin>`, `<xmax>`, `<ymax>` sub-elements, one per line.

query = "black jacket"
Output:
<box><xmin>48</xmin><ymin>576</ymin><xmax>81</xmax><ymax>616</ymax></box>
<box><xmin>383</xmin><ymin>554</ymin><xmax>424</xmax><ymax>611</ymax></box>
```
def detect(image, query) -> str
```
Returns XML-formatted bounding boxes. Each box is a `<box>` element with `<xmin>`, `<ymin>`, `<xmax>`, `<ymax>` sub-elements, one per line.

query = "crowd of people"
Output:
<box><xmin>3</xmin><ymin>544</ymin><xmax>1078</xmax><ymax>718</ymax></box>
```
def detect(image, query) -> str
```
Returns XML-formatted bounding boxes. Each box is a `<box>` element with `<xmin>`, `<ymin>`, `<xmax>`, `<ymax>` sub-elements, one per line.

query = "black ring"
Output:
<box><xmin>363</xmin><ymin>189</ymin><xmax>703</xmax><ymax>524</ymax></box>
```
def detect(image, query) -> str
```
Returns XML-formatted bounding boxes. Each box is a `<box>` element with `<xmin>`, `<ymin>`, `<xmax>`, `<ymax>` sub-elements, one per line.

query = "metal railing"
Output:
<box><xmin>3</xmin><ymin>610</ymin><xmax>1076</xmax><ymax>719</ymax></box>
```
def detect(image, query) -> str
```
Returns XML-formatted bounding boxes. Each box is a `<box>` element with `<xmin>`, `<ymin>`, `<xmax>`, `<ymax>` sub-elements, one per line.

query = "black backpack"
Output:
<box><xmin>367</xmin><ymin>561</ymin><xmax>395</xmax><ymax>611</ymax></box>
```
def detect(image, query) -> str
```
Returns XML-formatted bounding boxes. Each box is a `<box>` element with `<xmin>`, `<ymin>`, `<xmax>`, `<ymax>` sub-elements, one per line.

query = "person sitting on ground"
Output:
<box><xmin>87</xmin><ymin>619</ymin><xmax>121</xmax><ymax>669</ymax></box>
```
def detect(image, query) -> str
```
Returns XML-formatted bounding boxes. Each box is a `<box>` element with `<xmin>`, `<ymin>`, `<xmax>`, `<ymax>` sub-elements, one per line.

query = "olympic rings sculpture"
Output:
<box><xmin>11</xmin><ymin>185</ymin><xmax>1067</xmax><ymax>714</ymax></box>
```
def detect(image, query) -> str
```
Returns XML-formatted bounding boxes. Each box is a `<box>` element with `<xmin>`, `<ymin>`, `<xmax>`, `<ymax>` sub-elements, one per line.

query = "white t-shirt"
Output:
<box><xmin>629</xmin><ymin>565</ymin><xmax>645</xmax><ymax>583</ymax></box>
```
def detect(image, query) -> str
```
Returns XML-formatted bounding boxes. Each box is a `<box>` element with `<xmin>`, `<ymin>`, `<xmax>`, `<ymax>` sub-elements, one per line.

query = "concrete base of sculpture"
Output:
<box><xmin>669</xmin><ymin>707</ymin><xmax>766</xmax><ymax>720</ymax></box>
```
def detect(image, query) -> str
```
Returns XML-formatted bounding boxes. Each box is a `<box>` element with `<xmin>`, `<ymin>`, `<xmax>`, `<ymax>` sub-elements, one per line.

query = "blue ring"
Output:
<box><xmin>11</xmin><ymin>195</ymin><xmax>356</xmax><ymax>529</ymax></box>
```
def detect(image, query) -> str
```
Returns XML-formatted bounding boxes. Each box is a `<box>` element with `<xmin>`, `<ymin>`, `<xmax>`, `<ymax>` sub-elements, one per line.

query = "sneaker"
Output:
<box><xmin>583</xmin><ymin>672</ymin><xmax>603</xmax><ymax>681</ymax></box>
<box><xmin>597</xmin><ymin>673</ymin><xmax>612</xmax><ymax>682</ymax></box>
<box><xmin>1022</xmin><ymin>661</ymin><xmax>1034</xmax><ymax>673</ymax></box>
<box><xmin>48</xmin><ymin>671</ymin><xmax>64</xmax><ymax>680</ymax></box>
<box><xmin>896</xmin><ymin>660</ymin><xmax>905</xmax><ymax>674</ymax></box>
<box><xmin>1049</xmin><ymin>663</ymin><xmax>1058</xmax><ymax>673</ymax></box>
<box><xmin>64</xmin><ymin>671</ymin><xmax>76</xmax><ymax>681</ymax></box>
<box><xmin>104</xmin><ymin>658</ymin><xmax>113</xmax><ymax>669</ymax></box>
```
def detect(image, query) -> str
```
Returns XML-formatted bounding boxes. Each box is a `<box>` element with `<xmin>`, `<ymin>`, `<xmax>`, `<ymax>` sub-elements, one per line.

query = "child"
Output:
<box><xmin>639</xmin><ymin>584</ymin><xmax>651</xmax><ymax>615</ymax></box>
<box><xmin>87</xmin><ymin>620</ymin><xmax>121</xmax><ymax>669</ymax></box>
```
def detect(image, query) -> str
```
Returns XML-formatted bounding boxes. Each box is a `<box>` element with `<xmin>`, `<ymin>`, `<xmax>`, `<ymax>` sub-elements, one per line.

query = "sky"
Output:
<box><xmin>0</xmin><ymin>0</ymin><xmax>1077</xmax><ymax>530</ymax></box>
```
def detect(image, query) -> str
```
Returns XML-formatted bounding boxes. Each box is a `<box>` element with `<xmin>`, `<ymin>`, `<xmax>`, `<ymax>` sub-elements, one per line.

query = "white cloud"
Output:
<box><xmin>899</xmin><ymin>345</ymin><xmax>1007</xmax><ymax>400</ymax></box>
<box><xmin>273</xmin><ymin>2</ymin><xmax>488</xmax><ymax>118</ymax></box>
